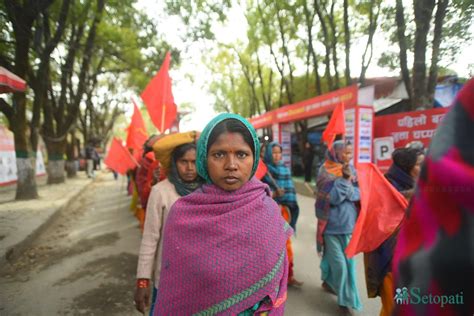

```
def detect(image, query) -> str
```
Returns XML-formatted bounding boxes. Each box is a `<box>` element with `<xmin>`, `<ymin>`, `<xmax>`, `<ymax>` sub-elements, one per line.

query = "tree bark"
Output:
<box><xmin>39</xmin><ymin>0</ymin><xmax>104</xmax><ymax>184</ymax></box>
<box><xmin>256</xmin><ymin>55</ymin><xmax>273</xmax><ymax>112</ymax></box>
<box><xmin>395</xmin><ymin>0</ymin><xmax>413</xmax><ymax>103</ymax></box>
<box><xmin>328</xmin><ymin>0</ymin><xmax>340</xmax><ymax>89</ymax></box>
<box><xmin>343</xmin><ymin>0</ymin><xmax>351</xmax><ymax>85</ymax></box>
<box><xmin>303</xmin><ymin>0</ymin><xmax>322</xmax><ymax>95</ymax></box>
<box><xmin>275</xmin><ymin>1</ymin><xmax>295</xmax><ymax>104</ymax></box>
<box><xmin>4</xmin><ymin>0</ymin><xmax>53</xmax><ymax>199</ymax></box>
<box><xmin>315</xmin><ymin>1</ymin><xmax>333</xmax><ymax>91</ymax></box>
<box><xmin>47</xmin><ymin>160</ymin><xmax>66</xmax><ymax>184</ymax></box>
<box><xmin>15</xmin><ymin>157</ymin><xmax>38</xmax><ymax>200</ymax></box>
<box><xmin>412</xmin><ymin>0</ymin><xmax>436</xmax><ymax>109</ymax></box>
<box><xmin>66</xmin><ymin>131</ymin><xmax>77</xmax><ymax>178</ymax></box>
<box><xmin>427</xmin><ymin>0</ymin><xmax>449</xmax><ymax>104</ymax></box>
<box><xmin>359</xmin><ymin>0</ymin><xmax>381</xmax><ymax>85</ymax></box>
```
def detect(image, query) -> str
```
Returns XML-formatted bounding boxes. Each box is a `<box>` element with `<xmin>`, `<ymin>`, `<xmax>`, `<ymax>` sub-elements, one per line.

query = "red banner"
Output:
<box><xmin>248</xmin><ymin>111</ymin><xmax>275</xmax><ymax>129</ymax></box>
<box><xmin>373</xmin><ymin>108</ymin><xmax>448</xmax><ymax>149</ymax></box>
<box><xmin>373</xmin><ymin>108</ymin><xmax>448</xmax><ymax>172</ymax></box>
<box><xmin>276</xmin><ymin>85</ymin><xmax>357</xmax><ymax>124</ymax></box>
<box><xmin>248</xmin><ymin>85</ymin><xmax>357</xmax><ymax>128</ymax></box>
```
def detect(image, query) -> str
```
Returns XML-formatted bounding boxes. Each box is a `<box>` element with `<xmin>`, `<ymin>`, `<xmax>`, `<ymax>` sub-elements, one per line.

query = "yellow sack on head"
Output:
<box><xmin>152</xmin><ymin>131</ymin><xmax>199</xmax><ymax>174</ymax></box>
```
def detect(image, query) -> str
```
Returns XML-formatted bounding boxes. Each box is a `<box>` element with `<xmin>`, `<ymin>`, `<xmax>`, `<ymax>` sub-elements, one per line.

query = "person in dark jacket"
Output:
<box><xmin>364</xmin><ymin>147</ymin><xmax>424</xmax><ymax>316</ymax></box>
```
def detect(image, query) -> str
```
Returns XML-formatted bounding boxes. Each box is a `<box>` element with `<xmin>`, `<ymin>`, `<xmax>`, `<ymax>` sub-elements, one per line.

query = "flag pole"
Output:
<box><xmin>161</xmin><ymin>104</ymin><xmax>166</xmax><ymax>133</ymax></box>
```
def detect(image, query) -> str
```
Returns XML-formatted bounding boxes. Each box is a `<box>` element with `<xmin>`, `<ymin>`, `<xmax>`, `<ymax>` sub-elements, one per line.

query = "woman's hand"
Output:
<box><xmin>342</xmin><ymin>163</ymin><xmax>352</xmax><ymax>180</ymax></box>
<box><xmin>134</xmin><ymin>285</ymin><xmax>150</xmax><ymax>314</ymax></box>
<box><xmin>273</xmin><ymin>188</ymin><xmax>285</xmax><ymax>198</ymax></box>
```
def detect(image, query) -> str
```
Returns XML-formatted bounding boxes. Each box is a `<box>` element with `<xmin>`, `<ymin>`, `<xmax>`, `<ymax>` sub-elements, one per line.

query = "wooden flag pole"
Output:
<box><xmin>161</xmin><ymin>104</ymin><xmax>166</xmax><ymax>133</ymax></box>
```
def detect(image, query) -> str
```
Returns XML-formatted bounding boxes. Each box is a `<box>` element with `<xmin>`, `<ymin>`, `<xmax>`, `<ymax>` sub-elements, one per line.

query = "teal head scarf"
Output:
<box><xmin>196</xmin><ymin>113</ymin><xmax>261</xmax><ymax>184</ymax></box>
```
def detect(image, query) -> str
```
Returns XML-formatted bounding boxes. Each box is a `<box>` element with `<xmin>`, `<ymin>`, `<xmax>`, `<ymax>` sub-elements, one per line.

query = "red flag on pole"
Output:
<box><xmin>104</xmin><ymin>138</ymin><xmax>138</xmax><ymax>175</ymax></box>
<box><xmin>322</xmin><ymin>102</ymin><xmax>345</xmax><ymax>149</ymax></box>
<box><xmin>140</xmin><ymin>51</ymin><xmax>177</xmax><ymax>133</ymax></box>
<box><xmin>345</xmin><ymin>163</ymin><xmax>408</xmax><ymax>258</ymax></box>
<box><xmin>126</xmin><ymin>99</ymin><xmax>149</xmax><ymax>155</ymax></box>
<box><xmin>255</xmin><ymin>160</ymin><xmax>268</xmax><ymax>180</ymax></box>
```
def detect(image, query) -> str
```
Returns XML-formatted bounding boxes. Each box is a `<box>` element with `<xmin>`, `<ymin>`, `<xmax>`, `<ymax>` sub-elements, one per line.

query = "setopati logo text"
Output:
<box><xmin>394</xmin><ymin>287</ymin><xmax>464</xmax><ymax>308</ymax></box>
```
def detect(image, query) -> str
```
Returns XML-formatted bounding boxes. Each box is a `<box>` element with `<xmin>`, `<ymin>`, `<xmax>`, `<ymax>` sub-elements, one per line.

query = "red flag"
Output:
<box><xmin>322</xmin><ymin>102</ymin><xmax>345</xmax><ymax>149</ymax></box>
<box><xmin>104</xmin><ymin>138</ymin><xmax>138</xmax><ymax>175</ymax></box>
<box><xmin>255</xmin><ymin>160</ymin><xmax>268</xmax><ymax>180</ymax></box>
<box><xmin>126</xmin><ymin>99</ymin><xmax>149</xmax><ymax>152</ymax></box>
<box><xmin>140</xmin><ymin>51</ymin><xmax>177</xmax><ymax>133</ymax></box>
<box><xmin>345</xmin><ymin>163</ymin><xmax>408</xmax><ymax>258</ymax></box>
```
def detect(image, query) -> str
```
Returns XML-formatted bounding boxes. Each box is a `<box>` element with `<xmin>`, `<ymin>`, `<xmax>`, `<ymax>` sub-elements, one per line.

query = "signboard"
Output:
<box><xmin>373</xmin><ymin>108</ymin><xmax>448</xmax><ymax>149</ymax></box>
<box><xmin>357</xmin><ymin>107</ymin><xmax>373</xmax><ymax>163</ymax></box>
<box><xmin>249</xmin><ymin>111</ymin><xmax>275</xmax><ymax>129</ymax></box>
<box><xmin>249</xmin><ymin>85</ymin><xmax>358</xmax><ymax>128</ymax></box>
<box><xmin>0</xmin><ymin>126</ymin><xmax>16</xmax><ymax>185</ymax></box>
<box><xmin>345</xmin><ymin>108</ymin><xmax>356</xmax><ymax>146</ymax></box>
<box><xmin>373</xmin><ymin>137</ymin><xmax>394</xmax><ymax>172</ymax></box>
<box><xmin>271</xmin><ymin>123</ymin><xmax>280</xmax><ymax>144</ymax></box>
<box><xmin>0</xmin><ymin>126</ymin><xmax>46</xmax><ymax>186</ymax></box>
<box><xmin>280</xmin><ymin>123</ymin><xmax>292</xmax><ymax>169</ymax></box>
<box><xmin>275</xmin><ymin>85</ymin><xmax>357</xmax><ymax>124</ymax></box>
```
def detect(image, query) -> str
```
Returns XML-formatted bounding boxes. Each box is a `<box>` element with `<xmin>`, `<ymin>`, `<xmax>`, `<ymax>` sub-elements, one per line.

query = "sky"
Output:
<box><xmin>135</xmin><ymin>1</ymin><xmax>473</xmax><ymax>132</ymax></box>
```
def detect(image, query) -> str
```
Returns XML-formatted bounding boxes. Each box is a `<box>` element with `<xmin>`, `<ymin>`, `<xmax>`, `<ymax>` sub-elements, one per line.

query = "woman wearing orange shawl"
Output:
<box><xmin>315</xmin><ymin>140</ymin><xmax>362</xmax><ymax>315</ymax></box>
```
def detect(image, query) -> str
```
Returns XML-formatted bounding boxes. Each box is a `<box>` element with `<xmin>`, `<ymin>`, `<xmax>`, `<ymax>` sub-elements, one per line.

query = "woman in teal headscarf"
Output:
<box><xmin>263</xmin><ymin>142</ymin><xmax>300</xmax><ymax>231</ymax></box>
<box><xmin>153</xmin><ymin>113</ymin><xmax>292</xmax><ymax>315</ymax></box>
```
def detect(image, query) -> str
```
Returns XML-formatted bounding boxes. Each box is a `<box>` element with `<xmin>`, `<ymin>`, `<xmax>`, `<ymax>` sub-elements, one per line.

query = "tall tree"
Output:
<box><xmin>1</xmin><ymin>0</ymin><xmax>54</xmax><ymax>199</ymax></box>
<box><xmin>426</xmin><ymin>0</ymin><xmax>449</xmax><ymax>103</ymax></box>
<box><xmin>386</xmin><ymin>0</ymin><xmax>470</xmax><ymax>109</ymax></box>
<box><xmin>343</xmin><ymin>0</ymin><xmax>351</xmax><ymax>85</ymax></box>
<box><xmin>30</xmin><ymin>0</ymin><xmax>72</xmax><ymax>184</ymax></box>
<box><xmin>41</xmin><ymin>0</ymin><xmax>104</xmax><ymax>184</ymax></box>
<box><xmin>395</xmin><ymin>0</ymin><xmax>413</xmax><ymax>102</ymax></box>
<box><xmin>412</xmin><ymin>0</ymin><xmax>436</xmax><ymax>108</ymax></box>
<box><xmin>359</xmin><ymin>0</ymin><xmax>382</xmax><ymax>85</ymax></box>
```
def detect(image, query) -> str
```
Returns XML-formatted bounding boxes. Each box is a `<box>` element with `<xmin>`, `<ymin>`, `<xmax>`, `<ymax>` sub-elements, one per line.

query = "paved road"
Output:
<box><xmin>0</xmin><ymin>175</ymin><xmax>381</xmax><ymax>315</ymax></box>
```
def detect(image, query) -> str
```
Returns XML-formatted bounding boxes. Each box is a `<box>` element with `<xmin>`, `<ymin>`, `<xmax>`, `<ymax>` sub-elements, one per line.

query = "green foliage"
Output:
<box><xmin>378</xmin><ymin>0</ymin><xmax>473</xmax><ymax>72</ymax></box>
<box><xmin>165</xmin><ymin>0</ymin><xmax>232</xmax><ymax>40</ymax></box>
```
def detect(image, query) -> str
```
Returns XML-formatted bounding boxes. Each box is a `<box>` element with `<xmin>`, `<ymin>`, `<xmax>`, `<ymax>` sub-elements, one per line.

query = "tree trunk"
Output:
<box><xmin>412</xmin><ymin>0</ymin><xmax>436</xmax><ymax>109</ymax></box>
<box><xmin>45</xmin><ymin>140</ymin><xmax>67</xmax><ymax>184</ymax></box>
<box><xmin>65</xmin><ymin>161</ymin><xmax>77</xmax><ymax>178</ymax></box>
<box><xmin>359</xmin><ymin>0</ymin><xmax>380</xmax><ymax>85</ymax></box>
<box><xmin>315</xmin><ymin>2</ymin><xmax>333</xmax><ymax>91</ymax></box>
<box><xmin>47</xmin><ymin>159</ymin><xmax>66</xmax><ymax>184</ymax></box>
<box><xmin>328</xmin><ymin>0</ymin><xmax>340</xmax><ymax>89</ymax></box>
<box><xmin>11</xmin><ymin>20</ymin><xmax>38</xmax><ymax>199</ymax></box>
<box><xmin>303</xmin><ymin>0</ymin><xmax>322</xmax><ymax>94</ymax></box>
<box><xmin>395</xmin><ymin>0</ymin><xmax>413</xmax><ymax>103</ymax></box>
<box><xmin>15</xmin><ymin>157</ymin><xmax>38</xmax><ymax>200</ymax></box>
<box><xmin>427</xmin><ymin>0</ymin><xmax>449</xmax><ymax>104</ymax></box>
<box><xmin>66</xmin><ymin>132</ymin><xmax>77</xmax><ymax>178</ymax></box>
<box><xmin>4</xmin><ymin>0</ymin><xmax>56</xmax><ymax>199</ymax></box>
<box><xmin>343</xmin><ymin>0</ymin><xmax>351</xmax><ymax>85</ymax></box>
<box><xmin>275</xmin><ymin>2</ymin><xmax>295</xmax><ymax>104</ymax></box>
<box><xmin>256</xmin><ymin>55</ymin><xmax>273</xmax><ymax>112</ymax></box>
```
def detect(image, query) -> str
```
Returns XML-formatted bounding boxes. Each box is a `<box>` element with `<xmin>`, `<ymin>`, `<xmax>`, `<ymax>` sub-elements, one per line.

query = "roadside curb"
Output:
<box><xmin>0</xmin><ymin>176</ymin><xmax>96</xmax><ymax>268</ymax></box>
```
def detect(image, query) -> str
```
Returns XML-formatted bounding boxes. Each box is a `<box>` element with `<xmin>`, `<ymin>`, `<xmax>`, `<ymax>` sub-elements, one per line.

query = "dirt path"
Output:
<box><xmin>0</xmin><ymin>175</ymin><xmax>142</xmax><ymax>316</ymax></box>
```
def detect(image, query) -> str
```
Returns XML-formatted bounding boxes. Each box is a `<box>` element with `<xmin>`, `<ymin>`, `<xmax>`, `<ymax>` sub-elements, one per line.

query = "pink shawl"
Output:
<box><xmin>154</xmin><ymin>177</ymin><xmax>292</xmax><ymax>315</ymax></box>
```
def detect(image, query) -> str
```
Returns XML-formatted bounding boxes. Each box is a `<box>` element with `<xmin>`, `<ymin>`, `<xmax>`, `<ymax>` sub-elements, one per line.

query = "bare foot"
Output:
<box><xmin>322</xmin><ymin>281</ymin><xmax>336</xmax><ymax>295</ymax></box>
<box><xmin>288</xmin><ymin>277</ymin><xmax>304</xmax><ymax>287</ymax></box>
<box><xmin>338</xmin><ymin>306</ymin><xmax>354</xmax><ymax>316</ymax></box>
